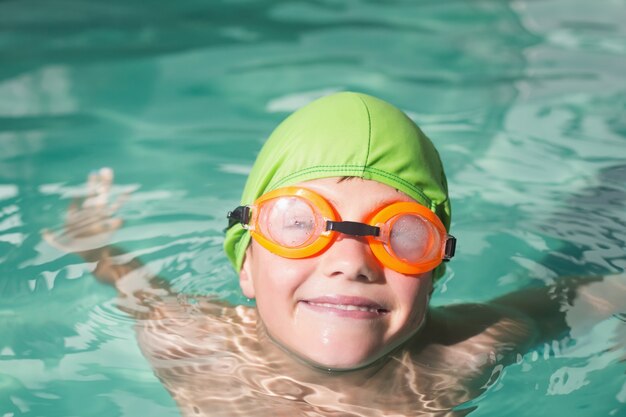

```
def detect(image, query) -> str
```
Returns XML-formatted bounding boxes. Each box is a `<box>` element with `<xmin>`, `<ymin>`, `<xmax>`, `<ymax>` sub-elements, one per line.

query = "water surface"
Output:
<box><xmin>1</xmin><ymin>0</ymin><xmax>625</xmax><ymax>415</ymax></box>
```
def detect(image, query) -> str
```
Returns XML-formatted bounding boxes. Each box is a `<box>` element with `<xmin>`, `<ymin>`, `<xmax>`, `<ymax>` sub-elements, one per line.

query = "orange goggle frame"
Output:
<box><xmin>227</xmin><ymin>187</ymin><xmax>456</xmax><ymax>275</ymax></box>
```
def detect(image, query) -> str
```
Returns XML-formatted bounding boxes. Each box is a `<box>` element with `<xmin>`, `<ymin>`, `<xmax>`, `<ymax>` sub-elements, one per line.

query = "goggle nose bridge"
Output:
<box><xmin>325</xmin><ymin>220</ymin><xmax>380</xmax><ymax>238</ymax></box>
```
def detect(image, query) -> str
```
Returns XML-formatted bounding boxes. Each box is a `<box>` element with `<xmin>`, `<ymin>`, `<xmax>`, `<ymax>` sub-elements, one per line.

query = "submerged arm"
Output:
<box><xmin>43</xmin><ymin>168</ymin><xmax>178</xmax><ymax>318</ymax></box>
<box><xmin>488</xmin><ymin>274</ymin><xmax>626</xmax><ymax>343</ymax></box>
<box><xmin>80</xmin><ymin>245</ymin><xmax>178</xmax><ymax>318</ymax></box>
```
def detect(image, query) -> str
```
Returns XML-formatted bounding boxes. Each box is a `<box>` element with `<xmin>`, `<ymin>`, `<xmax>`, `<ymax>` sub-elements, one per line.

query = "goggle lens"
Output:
<box><xmin>387</xmin><ymin>214</ymin><xmax>439</xmax><ymax>264</ymax></box>
<box><xmin>257</xmin><ymin>197</ymin><xmax>320</xmax><ymax>248</ymax></box>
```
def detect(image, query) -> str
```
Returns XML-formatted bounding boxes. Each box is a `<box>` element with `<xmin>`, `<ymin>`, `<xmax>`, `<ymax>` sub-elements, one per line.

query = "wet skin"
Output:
<box><xmin>239</xmin><ymin>178</ymin><xmax>434</xmax><ymax>370</ymax></box>
<box><xmin>45</xmin><ymin>170</ymin><xmax>626</xmax><ymax>416</ymax></box>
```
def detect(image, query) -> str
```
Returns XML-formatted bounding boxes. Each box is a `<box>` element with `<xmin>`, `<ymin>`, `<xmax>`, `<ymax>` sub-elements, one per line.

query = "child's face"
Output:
<box><xmin>239</xmin><ymin>177</ymin><xmax>433</xmax><ymax>370</ymax></box>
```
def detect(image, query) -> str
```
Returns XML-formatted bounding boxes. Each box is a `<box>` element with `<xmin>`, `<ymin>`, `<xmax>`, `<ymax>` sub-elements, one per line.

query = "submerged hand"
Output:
<box><xmin>573</xmin><ymin>273</ymin><xmax>626</xmax><ymax>317</ymax></box>
<box><xmin>43</xmin><ymin>167</ymin><xmax>129</xmax><ymax>258</ymax></box>
<box><xmin>565</xmin><ymin>273</ymin><xmax>626</xmax><ymax>345</ymax></box>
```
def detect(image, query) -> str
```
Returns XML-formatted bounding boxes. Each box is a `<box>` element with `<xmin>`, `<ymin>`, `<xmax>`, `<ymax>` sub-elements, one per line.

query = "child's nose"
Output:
<box><xmin>318</xmin><ymin>235</ymin><xmax>384</xmax><ymax>282</ymax></box>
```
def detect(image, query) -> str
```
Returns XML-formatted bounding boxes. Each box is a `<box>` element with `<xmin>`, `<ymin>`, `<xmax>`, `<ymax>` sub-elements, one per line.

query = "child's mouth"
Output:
<box><xmin>300</xmin><ymin>296</ymin><xmax>389</xmax><ymax>318</ymax></box>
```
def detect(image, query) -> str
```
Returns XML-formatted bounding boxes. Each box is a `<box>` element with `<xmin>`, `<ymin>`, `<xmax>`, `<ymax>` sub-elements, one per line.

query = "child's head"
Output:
<box><xmin>224</xmin><ymin>92</ymin><xmax>453</xmax><ymax>370</ymax></box>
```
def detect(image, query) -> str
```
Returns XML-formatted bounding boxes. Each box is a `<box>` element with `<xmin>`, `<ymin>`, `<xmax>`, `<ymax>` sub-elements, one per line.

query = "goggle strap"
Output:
<box><xmin>443</xmin><ymin>235</ymin><xmax>457</xmax><ymax>261</ymax></box>
<box><xmin>227</xmin><ymin>206</ymin><xmax>251</xmax><ymax>230</ymax></box>
<box><xmin>326</xmin><ymin>220</ymin><xmax>380</xmax><ymax>237</ymax></box>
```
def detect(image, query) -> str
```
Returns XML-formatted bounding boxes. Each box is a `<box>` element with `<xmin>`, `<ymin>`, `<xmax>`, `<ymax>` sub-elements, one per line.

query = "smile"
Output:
<box><xmin>300</xmin><ymin>296</ymin><xmax>389</xmax><ymax>318</ymax></box>
<box><xmin>306</xmin><ymin>302</ymin><xmax>385</xmax><ymax>313</ymax></box>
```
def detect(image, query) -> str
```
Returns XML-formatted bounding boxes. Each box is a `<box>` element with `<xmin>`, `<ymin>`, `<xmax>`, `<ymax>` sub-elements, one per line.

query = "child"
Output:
<box><xmin>45</xmin><ymin>93</ymin><xmax>625</xmax><ymax>417</ymax></box>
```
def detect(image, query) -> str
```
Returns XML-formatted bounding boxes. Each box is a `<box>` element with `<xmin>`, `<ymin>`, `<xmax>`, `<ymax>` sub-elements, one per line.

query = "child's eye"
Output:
<box><xmin>261</xmin><ymin>197</ymin><xmax>319</xmax><ymax>247</ymax></box>
<box><xmin>389</xmin><ymin>215</ymin><xmax>431</xmax><ymax>261</ymax></box>
<box><xmin>284</xmin><ymin>217</ymin><xmax>314</xmax><ymax>230</ymax></box>
<box><xmin>275</xmin><ymin>215</ymin><xmax>315</xmax><ymax>246</ymax></box>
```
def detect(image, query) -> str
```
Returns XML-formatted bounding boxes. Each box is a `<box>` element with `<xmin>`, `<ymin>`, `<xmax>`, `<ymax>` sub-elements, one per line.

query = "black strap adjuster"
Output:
<box><xmin>443</xmin><ymin>235</ymin><xmax>456</xmax><ymax>261</ymax></box>
<box><xmin>227</xmin><ymin>206</ymin><xmax>251</xmax><ymax>230</ymax></box>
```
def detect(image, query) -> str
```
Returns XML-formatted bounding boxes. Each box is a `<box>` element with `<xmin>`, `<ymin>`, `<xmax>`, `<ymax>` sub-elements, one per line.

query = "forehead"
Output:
<box><xmin>294</xmin><ymin>177</ymin><xmax>418</xmax><ymax>215</ymax></box>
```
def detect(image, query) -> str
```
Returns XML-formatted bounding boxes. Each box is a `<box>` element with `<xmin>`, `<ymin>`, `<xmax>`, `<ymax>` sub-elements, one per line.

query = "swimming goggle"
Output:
<box><xmin>227</xmin><ymin>187</ymin><xmax>456</xmax><ymax>275</ymax></box>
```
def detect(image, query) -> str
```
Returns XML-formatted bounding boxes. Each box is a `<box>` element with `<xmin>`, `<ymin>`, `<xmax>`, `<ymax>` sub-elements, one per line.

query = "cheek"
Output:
<box><xmin>388</xmin><ymin>272</ymin><xmax>432</xmax><ymax>320</ymax></box>
<box><xmin>250</xmin><ymin>244</ymin><xmax>316</xmax><ymax>309</ymax></box>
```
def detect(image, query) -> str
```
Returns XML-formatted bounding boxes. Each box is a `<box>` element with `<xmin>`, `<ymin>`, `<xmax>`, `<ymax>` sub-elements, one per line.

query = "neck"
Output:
<box><xmin>254</xmin><ymin>312</ymin><xmax>430</xmax><ymax>386</ymax></box>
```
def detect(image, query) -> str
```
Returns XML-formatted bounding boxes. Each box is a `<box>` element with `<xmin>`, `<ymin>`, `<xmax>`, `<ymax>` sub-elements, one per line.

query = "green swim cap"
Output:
<box><xmin>224</xmin><ymin>92</ymin><xmax>451</xmax><ymax>278</ymax></box>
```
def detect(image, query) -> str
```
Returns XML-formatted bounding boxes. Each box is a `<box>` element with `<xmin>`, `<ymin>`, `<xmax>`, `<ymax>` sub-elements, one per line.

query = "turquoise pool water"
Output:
<box><xmin>1</xmin><ymin>0</ymin><xmax>625</xmax><ymax>415</ymax></box>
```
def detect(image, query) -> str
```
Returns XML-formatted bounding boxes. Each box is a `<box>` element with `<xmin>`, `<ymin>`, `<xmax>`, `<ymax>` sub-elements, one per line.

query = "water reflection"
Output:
<box><xmin>134</xmin><ymin>298</ymin><xmax>487</xmax><ymax>417</ymax></box>
<box><xmin>1</xmin><ymin>0</ymin><xmax>625</xmax><ymax>416</ymax></box>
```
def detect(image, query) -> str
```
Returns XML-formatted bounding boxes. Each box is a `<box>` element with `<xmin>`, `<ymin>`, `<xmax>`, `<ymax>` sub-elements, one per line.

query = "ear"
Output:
<box><xmin>239</xmin><ymin>247</ymin><xmax>256</xmax><ymax>299</ymax></box>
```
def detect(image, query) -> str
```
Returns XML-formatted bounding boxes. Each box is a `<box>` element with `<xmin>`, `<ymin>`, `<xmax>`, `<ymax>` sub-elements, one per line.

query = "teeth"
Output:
<box><xmin>307</xmin><ymin>302</ymin><xmax>382</xmax><ymax>313</ymax></box>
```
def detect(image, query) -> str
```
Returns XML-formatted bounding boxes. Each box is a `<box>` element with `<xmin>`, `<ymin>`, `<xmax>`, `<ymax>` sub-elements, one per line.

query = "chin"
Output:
<box><xmin>297</xmin><ymin>347</ymin><xmax>387</xmax><ymax>372</ymax></box>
